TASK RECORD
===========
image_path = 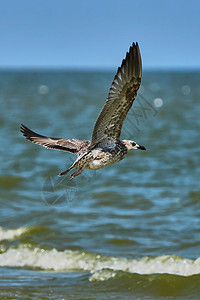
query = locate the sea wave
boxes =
[89,271,200,298]
[0,244,200,281]
[0,225,52,242]
[0,226,28,241]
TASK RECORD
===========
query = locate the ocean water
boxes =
[0,69,200,299]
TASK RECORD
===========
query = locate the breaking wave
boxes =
[0,244,200,281]
[1,226,200,285]
[0,226,28,241]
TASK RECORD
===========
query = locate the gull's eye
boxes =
[132,142,136,146]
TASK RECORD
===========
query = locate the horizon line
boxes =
[0,66,200,72]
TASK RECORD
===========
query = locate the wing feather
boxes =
[90,42,142,146]
[20,124,90,153]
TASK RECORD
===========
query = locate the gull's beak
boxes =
[136,144,146,150]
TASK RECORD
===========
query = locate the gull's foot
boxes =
[70,163,88,181]
[70,169,83,181]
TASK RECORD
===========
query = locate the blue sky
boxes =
[0,0,199,69]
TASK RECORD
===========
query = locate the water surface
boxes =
[0,69,200,299]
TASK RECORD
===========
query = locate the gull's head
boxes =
[122,140,146,151]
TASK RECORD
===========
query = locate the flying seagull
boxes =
[21,42,146,180]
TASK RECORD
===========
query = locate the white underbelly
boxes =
[85,148,124,170]
[87,152,122,169]
[87,159,106,169]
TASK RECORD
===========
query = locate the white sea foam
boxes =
[90,269,117,282]
[0,227,28,241]
[0,245,200,281]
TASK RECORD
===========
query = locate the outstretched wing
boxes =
[90,42,142,146]
[20,124,90,153]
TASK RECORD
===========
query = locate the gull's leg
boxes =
[70,163,88,181]
[58,161,76,177]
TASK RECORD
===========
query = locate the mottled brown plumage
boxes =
[20,125,90,154]
[21,42,146,180]
[91,42,141,146]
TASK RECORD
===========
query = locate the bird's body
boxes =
[21,42,146,180]
[88,142,127,169]
[76,141,128,170]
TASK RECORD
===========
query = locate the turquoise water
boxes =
[0,70,200,299]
